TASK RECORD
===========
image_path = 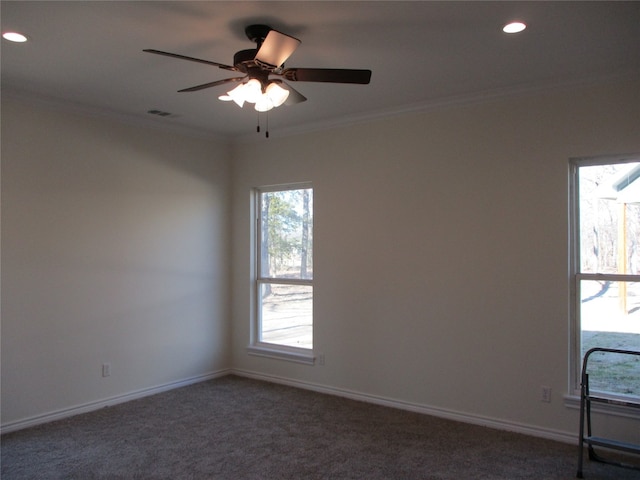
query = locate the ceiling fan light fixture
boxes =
[265,82,289,107]
[227,83,247,107]
[255,95,274,112]
[147,23,370,124]
[242,79,263,104]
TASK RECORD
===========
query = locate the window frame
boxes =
[247,182,315,365]
[569,154,640,402]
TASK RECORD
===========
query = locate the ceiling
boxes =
[2,1,639,140]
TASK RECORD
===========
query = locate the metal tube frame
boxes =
[577,347,640,478]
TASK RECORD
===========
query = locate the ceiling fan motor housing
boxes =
[245,24,272,46]
[233,49,269,85]
[233,49,258,68]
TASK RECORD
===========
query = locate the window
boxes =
[250,184,313,363]
[570,156,640,401]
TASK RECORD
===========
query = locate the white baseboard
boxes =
[231,368,577,445]
[0,369,231,434]
[2,367,578,445]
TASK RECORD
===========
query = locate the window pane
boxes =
[580,280,640,398]
[578,162,640,274]
[260,188,313,280]
[260,283,312,348]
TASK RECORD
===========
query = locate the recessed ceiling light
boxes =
[2,31,28,43]
[503,22,526,34]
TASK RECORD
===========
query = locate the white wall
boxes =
[230,75,640,442]
[1,97,231,428]
[2,75,638,443]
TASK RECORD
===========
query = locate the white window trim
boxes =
[247,343,316,365]
[563,394,640,419]
[248,182,314,364]
[568,154,640,405]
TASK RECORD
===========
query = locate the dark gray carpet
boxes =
[2,375,639,479]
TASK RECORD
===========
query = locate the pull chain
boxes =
[255,112,270,139]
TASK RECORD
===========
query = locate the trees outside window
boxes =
[255,185,313,351]
[570,157,640,400]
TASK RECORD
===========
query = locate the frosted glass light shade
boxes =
[227,83,246,107]
[255,95,274,112]
[265,82,289,107]
[243,79,262,104]
[220,78,290,112]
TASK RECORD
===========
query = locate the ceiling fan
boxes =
[144,24,372,113]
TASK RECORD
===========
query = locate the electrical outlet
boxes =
[318,353,325,366]
[541,386,551,403]
[102,363,111,377]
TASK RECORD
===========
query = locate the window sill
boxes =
[247,344,315,365]
[564,395,640,419]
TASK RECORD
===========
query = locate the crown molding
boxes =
[233,69,640,144]
[5,69,638,146]
[1,87,230,144]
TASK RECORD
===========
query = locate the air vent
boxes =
[147,109,174,117]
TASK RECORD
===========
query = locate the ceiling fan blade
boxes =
[178,77,246,93]
[255,30,301,68]
[281,68,372,84]
[272,81,306,105]
[143,49,236,71]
